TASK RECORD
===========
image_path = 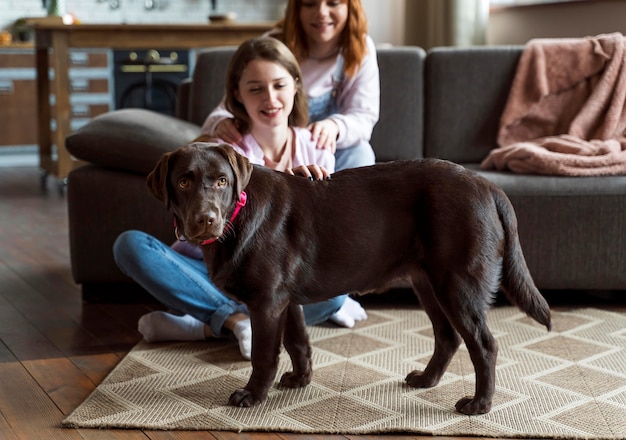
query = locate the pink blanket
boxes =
[480,33,626,176]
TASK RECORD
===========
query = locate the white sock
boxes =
[138,311,206,343]
[330,297,368,328]
[232,318,252,360]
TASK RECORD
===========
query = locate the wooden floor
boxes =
[0,165,621,440]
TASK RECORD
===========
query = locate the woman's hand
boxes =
[214,118,243,146]
[287,164,331,180]
[307,119,339,152]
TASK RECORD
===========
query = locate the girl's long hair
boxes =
[276,0,368,78]
[224,37,309,134]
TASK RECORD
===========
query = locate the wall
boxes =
[403,0,490,51]
[2,0,405,46]
[362,0,405,46]
[6,1,626,55]
[488,0,626,45]
[1,0,285,30]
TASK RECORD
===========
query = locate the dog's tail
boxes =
[493,187,552,331]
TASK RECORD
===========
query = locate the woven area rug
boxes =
[63,306,626,438]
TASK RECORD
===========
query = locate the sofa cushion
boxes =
[66,108,202,175]
[465,164,626,196]
[462,163,626,290]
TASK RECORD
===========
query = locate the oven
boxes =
[113,49,189,116]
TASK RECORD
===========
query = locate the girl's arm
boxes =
[332,36,380,150]
[201,97,242,146]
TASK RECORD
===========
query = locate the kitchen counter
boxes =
[34,23,273,180]
[0,42,35,49]
[34,23,274,50]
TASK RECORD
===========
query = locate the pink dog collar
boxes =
[201,191,247,245]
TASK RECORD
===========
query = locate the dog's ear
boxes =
[147,151,174,208]
[215,144,253,195]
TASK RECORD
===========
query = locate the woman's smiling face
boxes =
[235,58,297,130]
[299,0,348,52]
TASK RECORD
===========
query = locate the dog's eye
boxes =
[178,178,191,189]
[217,177,227,187]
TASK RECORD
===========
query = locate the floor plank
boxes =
[145,432,219,439]
[0,411,19,440]
[77,429,152,439]
[214,433,298,440]
[23,357,98,416]
[0,354,82,439]
[70,353,126,384]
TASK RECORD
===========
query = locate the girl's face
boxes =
[299,0,348,51]
[235,59,297,130]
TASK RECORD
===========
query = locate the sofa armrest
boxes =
[66,108,202,175]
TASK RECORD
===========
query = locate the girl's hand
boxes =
[214,118,243,146]
[287,164,331,180]
[307,119,339,152]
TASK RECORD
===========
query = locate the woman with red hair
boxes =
[203,0,380,171]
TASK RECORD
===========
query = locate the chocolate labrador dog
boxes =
[147,142,551,415]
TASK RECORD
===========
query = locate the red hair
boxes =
[275,0,368,78]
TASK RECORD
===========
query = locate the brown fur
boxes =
[147,142,552,415]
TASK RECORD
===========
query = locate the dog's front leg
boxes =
[279,302,313,388]
[228,307,286,407]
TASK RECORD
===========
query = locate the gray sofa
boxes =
[66,44,626,302]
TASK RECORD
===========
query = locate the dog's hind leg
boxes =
[279,302,313,389]
[448,304,497,414]
[406,270,498,415]
[405,273,462,390]
[432,276,498,415]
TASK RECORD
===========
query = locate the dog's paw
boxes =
[279,371,312,388]
[455,396,492,415]
[405,370,439,388]
[228,388,261,407]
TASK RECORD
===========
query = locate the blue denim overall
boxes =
[307,55,375,171]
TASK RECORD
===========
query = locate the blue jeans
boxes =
[335,141,376,171]
[113,230,345,337]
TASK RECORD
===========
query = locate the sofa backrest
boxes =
[187,47,234,127]
[372,46,425,161]
[424,46,523,163]
[185,45,426,162]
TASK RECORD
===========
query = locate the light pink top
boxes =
[231,127,335,173]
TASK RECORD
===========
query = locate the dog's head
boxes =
[147,142,253,244]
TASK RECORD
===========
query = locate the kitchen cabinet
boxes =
[34,23,272,181]
[0,48,37,148]
[0,46,112,152]
[58,48,113,133]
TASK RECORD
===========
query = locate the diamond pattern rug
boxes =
[63,306,626,438]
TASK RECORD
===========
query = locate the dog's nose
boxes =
[196,212,217,226]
